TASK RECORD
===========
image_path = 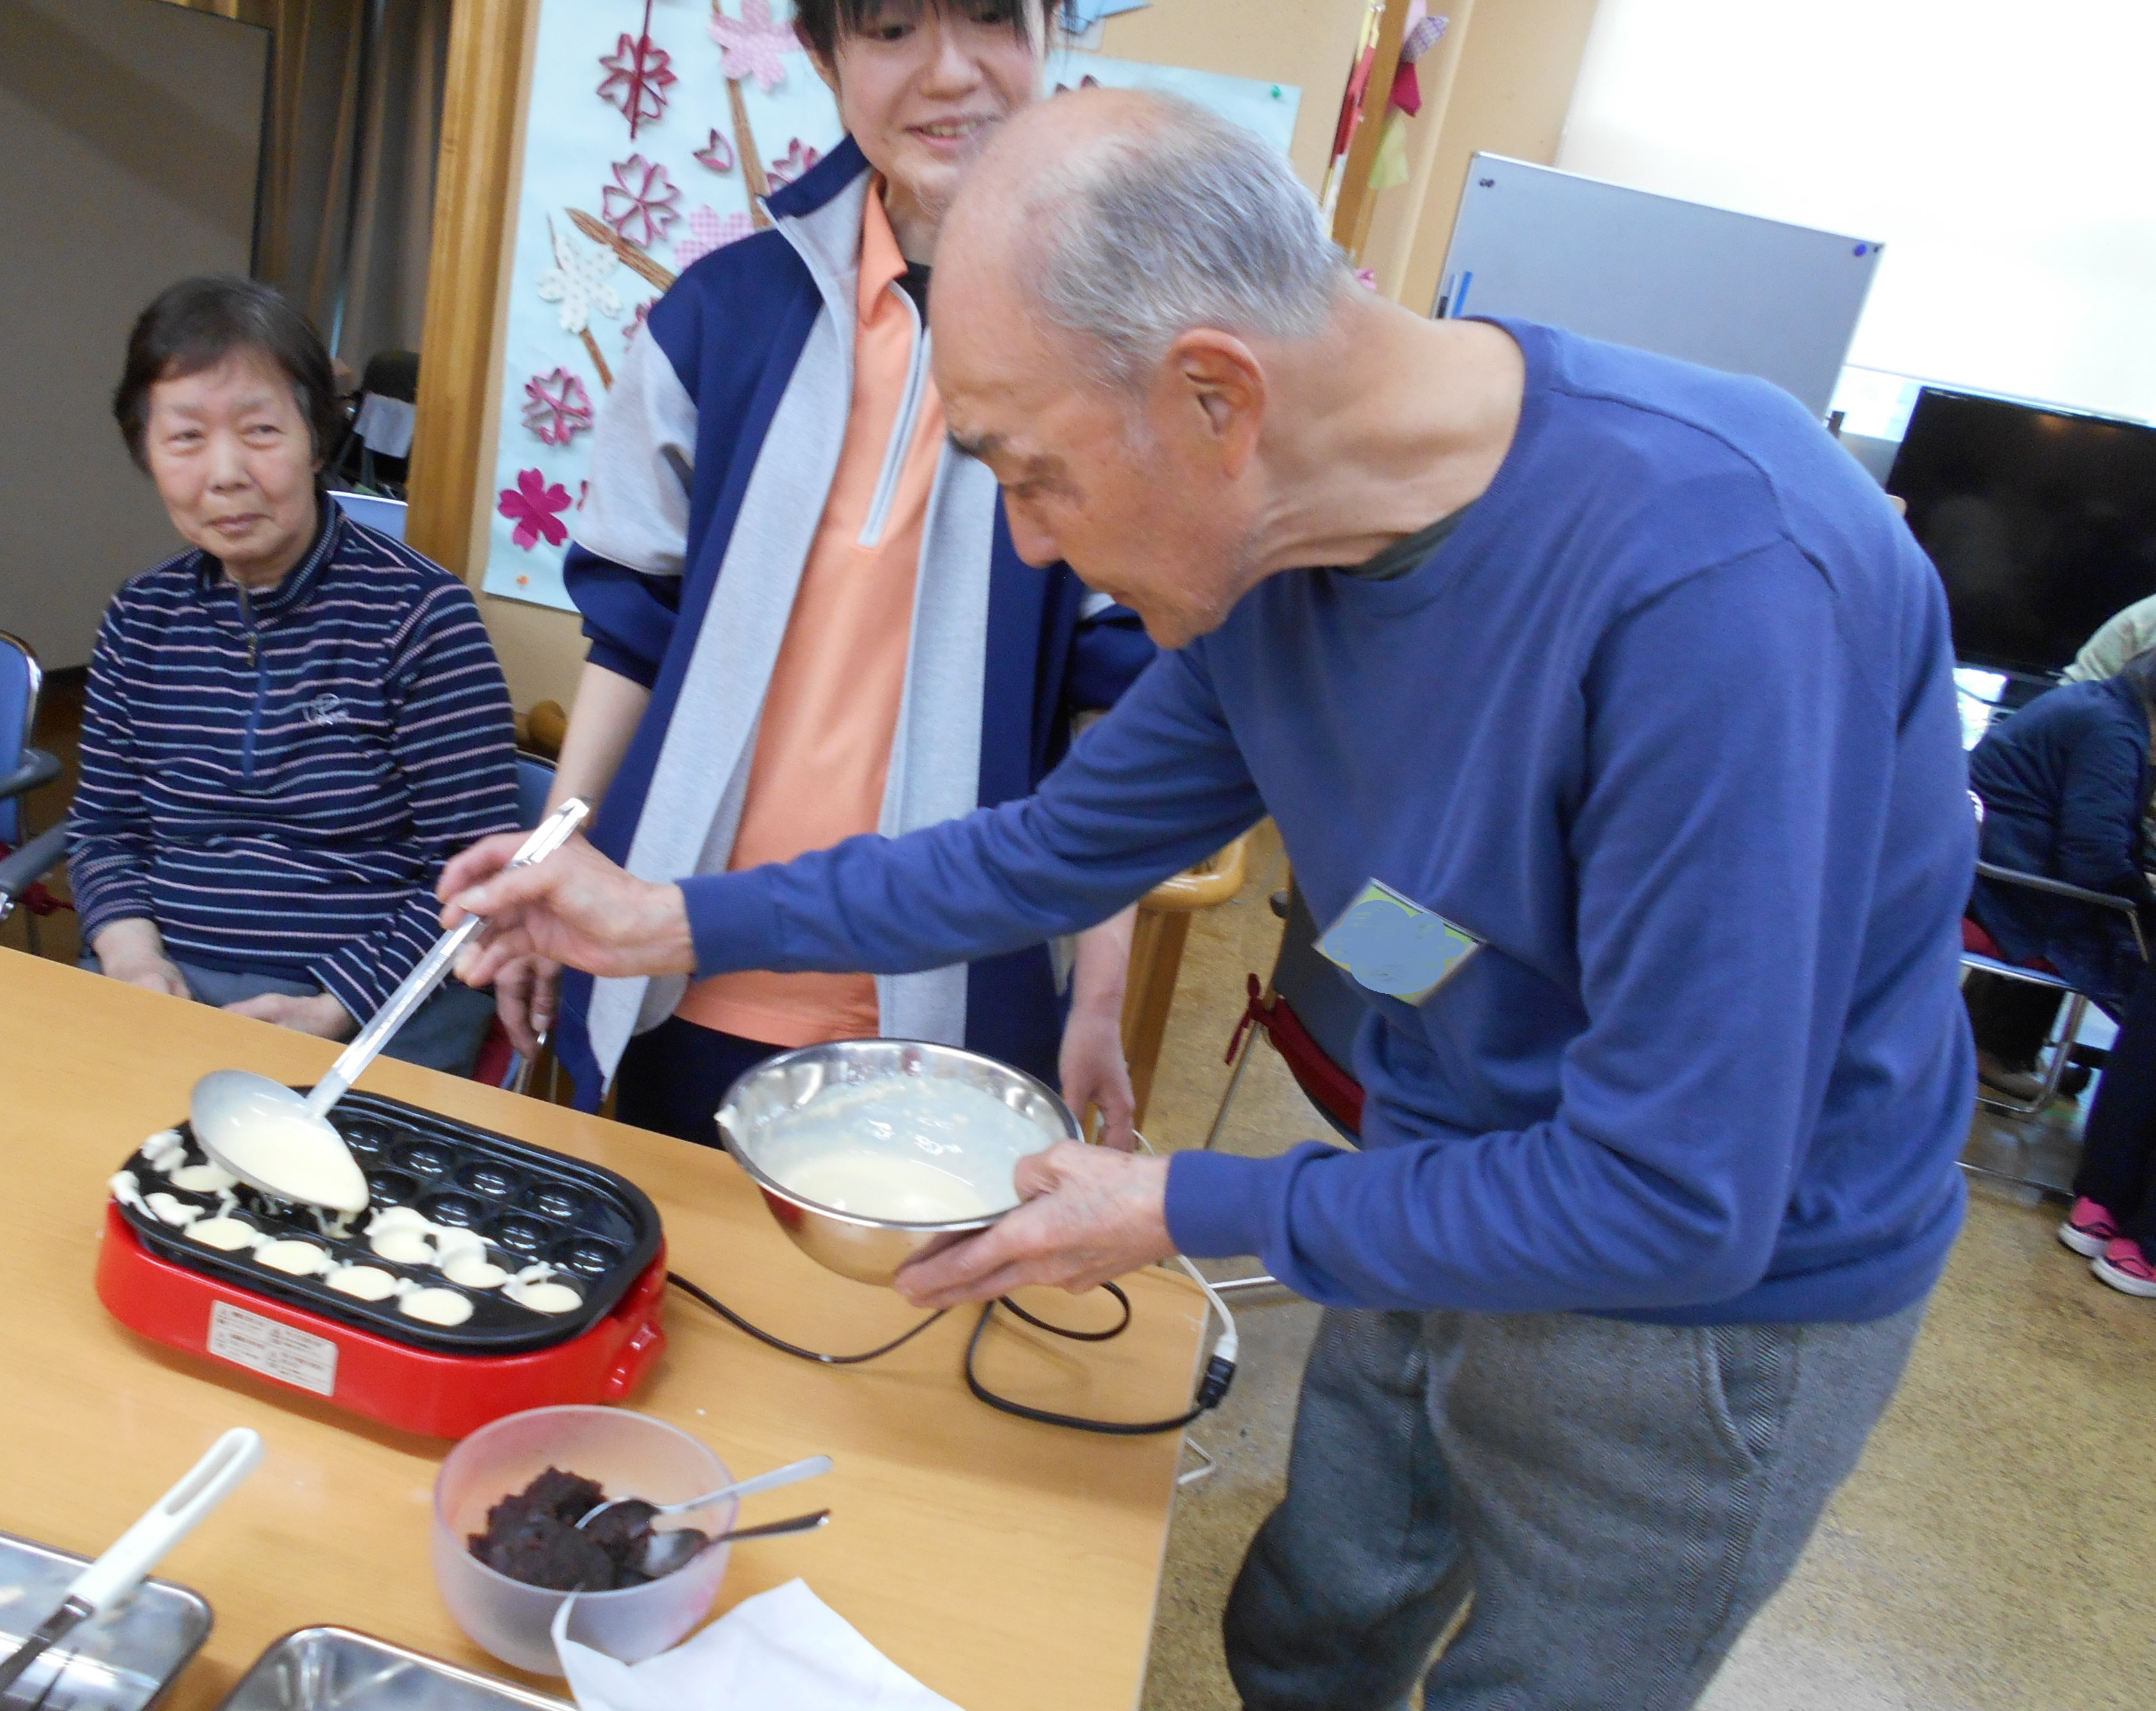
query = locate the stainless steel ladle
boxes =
[188,799,591,1210]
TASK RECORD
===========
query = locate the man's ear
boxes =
[1164,330,1266,479]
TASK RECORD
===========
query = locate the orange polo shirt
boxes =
[675,187,944,1047]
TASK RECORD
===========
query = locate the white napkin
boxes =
[553,1579,965,1711]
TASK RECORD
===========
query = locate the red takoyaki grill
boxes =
[96,1090,667,1438]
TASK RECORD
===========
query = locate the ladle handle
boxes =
[304,799,590,1118]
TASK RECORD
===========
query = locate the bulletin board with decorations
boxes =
[479,0,844,611]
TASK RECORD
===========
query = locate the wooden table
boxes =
[0,951,1207,1710]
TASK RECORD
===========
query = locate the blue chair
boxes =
[328,490,410,541]
[0,632,65,945]
[514,752,555,833]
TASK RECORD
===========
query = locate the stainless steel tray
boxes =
[0,1529,211,1711]
[214,1628,570,1710]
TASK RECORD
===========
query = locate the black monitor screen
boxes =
[1888,388,2156,677]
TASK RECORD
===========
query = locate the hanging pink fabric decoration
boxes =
[694,128,736,173]
[766,139,822,188]
[499,469,573,550]
[598,1,677,139]
[521,369,594,447]
[601,155,684,249]
[709,0,793,92]
[673,205,756,269]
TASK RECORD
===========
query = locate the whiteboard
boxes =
[1433,153,1882,419]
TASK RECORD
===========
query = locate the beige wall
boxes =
[1359,0,1602,312]
[1091,0,1368,195]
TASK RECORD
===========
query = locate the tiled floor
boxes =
[1133,821,2156,1711]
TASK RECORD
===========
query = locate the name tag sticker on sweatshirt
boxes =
[1316,880,1484,1003]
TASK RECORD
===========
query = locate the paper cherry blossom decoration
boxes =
[673,205,756,270]
[694,128,736,173]
[710,0,793,92]
[598,2,676,139]
[601,155,683,250]
[623,300,653,347]
[521,368,594,447]
[499,468,573,551]
[766,139,822,189]
[537,221,623,334]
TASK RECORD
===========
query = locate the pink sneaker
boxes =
[2059,1197,2121,1257]
[2092,1237,2156,1299]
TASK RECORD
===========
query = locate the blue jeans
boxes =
[84,955,497,1078]
[1223,1301,1926,1710]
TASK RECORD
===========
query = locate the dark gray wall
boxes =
[0,0,268,668]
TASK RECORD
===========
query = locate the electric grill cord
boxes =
[663,1126,1239,1436]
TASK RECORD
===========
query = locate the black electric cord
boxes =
[665,1270,947,1364]
[666,1269,1235,1435]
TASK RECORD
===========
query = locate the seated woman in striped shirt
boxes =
[67,275,522,1075]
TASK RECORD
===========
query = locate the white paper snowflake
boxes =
[536,220,623,336]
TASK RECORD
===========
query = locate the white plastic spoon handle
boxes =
[68,1428,265,1612]
[304,799,589,1118]
[678,1453,834,1513]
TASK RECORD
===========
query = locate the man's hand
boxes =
[893,1141,1175,1308]
[494,955,563,1057]
[438,833,695,989]
[1060,1002,1136,1151]
[223,991,356,1040]
[91,918,190,999]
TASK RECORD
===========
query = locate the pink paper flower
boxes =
[498,467,572,550]
[623,300,654,347]
[694,128,736,173]
[597,12,677,139]
[766,138,822,188]
[673,205,756,269]
[709,0,792,92]
[521,368,594,447]
[601,155,683,250]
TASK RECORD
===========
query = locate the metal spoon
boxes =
[576,1453,833,1535]
[188,799,591,1209]
[639,1508,831,1579]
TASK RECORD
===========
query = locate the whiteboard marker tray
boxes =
[215,1628,570,1710]
[0,1528,211,1711]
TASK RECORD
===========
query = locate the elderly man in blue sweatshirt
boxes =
[446,89,1975,1711]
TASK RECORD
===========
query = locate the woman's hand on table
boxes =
[1060,1003,1136,1151]
[440,833,694,987]
[492,954,562,1057]
[223,991,356,1040]
[892,1141,1175,1308]
[91,918,190,999]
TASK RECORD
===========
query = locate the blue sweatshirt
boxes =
[71,508,521,1021]
[682,321,1976,1326]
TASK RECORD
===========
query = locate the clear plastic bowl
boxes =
[431,1405,737,1674]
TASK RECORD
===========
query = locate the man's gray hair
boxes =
[1022,94,1347,390]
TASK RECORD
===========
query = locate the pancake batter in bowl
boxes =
[756,1077,1041,1222]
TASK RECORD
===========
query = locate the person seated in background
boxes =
[2064,591,2156,687]
[68,275,521,1075]
[1963,648,2156,1098]
[2058,958,2156,1296]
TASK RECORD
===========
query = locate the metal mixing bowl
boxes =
[716,1039,1080,1287]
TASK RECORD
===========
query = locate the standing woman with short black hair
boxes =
[71,274,521,1070]
[497,0,1157,1142]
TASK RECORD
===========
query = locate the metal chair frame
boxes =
[0,630,64,948]
[1962,857,2146,1117]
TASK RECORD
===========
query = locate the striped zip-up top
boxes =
[69,508,520,1021]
